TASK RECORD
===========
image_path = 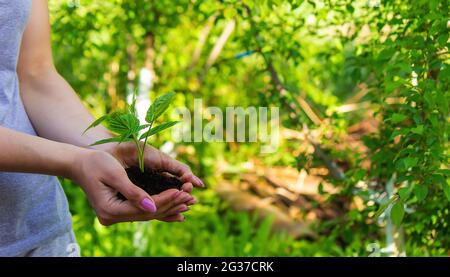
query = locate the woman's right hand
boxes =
[70,149,195,225]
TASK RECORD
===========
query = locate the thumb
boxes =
[113,173,157,213]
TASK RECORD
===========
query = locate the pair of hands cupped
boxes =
[71,142,203,226]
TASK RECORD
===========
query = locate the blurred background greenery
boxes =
[50,0,449,256]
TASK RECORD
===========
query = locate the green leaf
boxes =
[374,196,397,219]
[390,201,404,227]
[139,121,179,140]
[107,113,140,135]
[354,169,366,180]
[118,131,133,143]
[424,91,435,108]
[306,0,316,8]
[403,157,418,169]
[411,125,424,135]
[443,181,450,202]
[378,48,395,61]
[105,112,126,133]
[374,202,389,219]
[318,183,325,195]
[413,186,428,202]
[437,34,449,47]
[138,124,151,131]
[129,89,138,116]
[385,79,403,93]
[83,115,108,135]
[224,7,237,19]
[145,92,176,123]
[398,187,413,201]
[89,136,130,146]
[346,4,354,13]
[389,128,409,140]
[390,113,407,124]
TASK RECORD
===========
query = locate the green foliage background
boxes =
[50,0,449,256]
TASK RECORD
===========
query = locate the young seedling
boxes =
[83,91,182,196]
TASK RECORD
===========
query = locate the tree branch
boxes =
[205,20,236,70]
[188,15,217,72]
[244,5,345,181]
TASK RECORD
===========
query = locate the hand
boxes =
[105,142,205,190]
[71,149,196,225]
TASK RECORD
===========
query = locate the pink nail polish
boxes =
[196,177,205,187]
[179,206,189,213]
[141,198,157,213]
[174,190,182,198]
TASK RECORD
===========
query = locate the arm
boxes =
[0,125,194,224]
[0,126,188,224]
[4,0,198,224]
[0,126,78,178]
[17,0,110,150]
[17,0,204,188]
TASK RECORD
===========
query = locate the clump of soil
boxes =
[118,166,183,200]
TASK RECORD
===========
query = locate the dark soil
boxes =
[118,166,183,200]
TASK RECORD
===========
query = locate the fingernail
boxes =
[179,192,190,200]
[141,198,157,213]
[179,206,189,213]
[174,190,183,198]
[189,198,197,205]
[197,177,206,187]
[185,195,194,203]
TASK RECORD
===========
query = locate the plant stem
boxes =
[141,121,153,169]
[137,145,144,172]
[132,134,145,173]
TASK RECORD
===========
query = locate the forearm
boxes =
[0,126,83,178]
[19,68,112,150]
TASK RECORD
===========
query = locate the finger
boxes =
[164,204,189,216]
[180,172,205,188]
[156,151,190,176]
[155,151,205,188]
[166,190,192,205]
[181,182,193,193]
[100,187,181,224]
[185,196,197,206]
[109,199,145,217]
[152,188,179,202]
[99,197,150,225]
[177,193,195,205]
[174,191,193,206]
[117,203,188,223]
[154,191,191,214]
[106,170,157,213]
[105,197,182,224]
[150,189,180,213]
[160,214,185,222]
